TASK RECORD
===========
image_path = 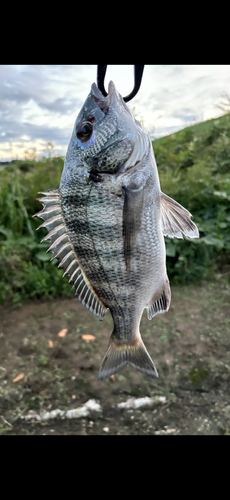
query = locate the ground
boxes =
[0,279,230,435]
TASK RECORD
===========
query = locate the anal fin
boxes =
[147,278,171,320]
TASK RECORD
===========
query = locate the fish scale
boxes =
[34,80,199,380]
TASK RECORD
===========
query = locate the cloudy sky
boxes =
[0,64,229,161]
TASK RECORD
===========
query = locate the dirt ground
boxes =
[0,279,230,435]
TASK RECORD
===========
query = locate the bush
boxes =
[153,113,230,284]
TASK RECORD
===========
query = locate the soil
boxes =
[0,279,230,435]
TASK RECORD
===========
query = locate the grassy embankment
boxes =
[0,113,229,306]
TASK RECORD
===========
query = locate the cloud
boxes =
[173,108,199,123]
[0,120,71,146]
[0,65,85,152]
[1,65,230,159]
[37,96,82,115]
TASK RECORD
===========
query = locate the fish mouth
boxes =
[90,81,118,113]
[91,92,108,113]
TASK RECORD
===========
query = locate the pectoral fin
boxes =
[123,185,144,272]
[160,192,199,239]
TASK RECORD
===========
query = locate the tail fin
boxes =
[98,333,158,380]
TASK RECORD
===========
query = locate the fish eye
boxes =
[76,121,93,142]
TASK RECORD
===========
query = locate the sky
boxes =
[0,64,229,161]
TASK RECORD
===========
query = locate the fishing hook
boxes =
[97,65,145,103]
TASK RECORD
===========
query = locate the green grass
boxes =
[0,113,229,305]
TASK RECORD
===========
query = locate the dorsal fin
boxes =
[33,189,108,321]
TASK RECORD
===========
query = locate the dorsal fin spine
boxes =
[34,189,107,320]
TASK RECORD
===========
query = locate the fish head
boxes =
[62,81,150,183]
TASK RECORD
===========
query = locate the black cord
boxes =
[97,65,145,102]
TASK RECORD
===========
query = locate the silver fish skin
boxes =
[34,81,199,380]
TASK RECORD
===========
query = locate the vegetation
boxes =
[154,113,230,284]
[0,156,72,306]
[0,113,229,305]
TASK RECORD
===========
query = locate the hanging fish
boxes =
[33,81,199,380]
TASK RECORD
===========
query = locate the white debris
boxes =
[21,399,102,422]
[154,428,176,435]
[84,399,102,412]
[65,399,101,419]
[21,410,43,421]
[103,427,109,432]
[41,409,65,421]
[117,396,166,410]
[65,407,89,419]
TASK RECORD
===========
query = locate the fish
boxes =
[33,80,199,380]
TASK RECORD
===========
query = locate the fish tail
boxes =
[98,332,158,380]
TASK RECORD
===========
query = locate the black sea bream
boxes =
[34,81,199,380]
